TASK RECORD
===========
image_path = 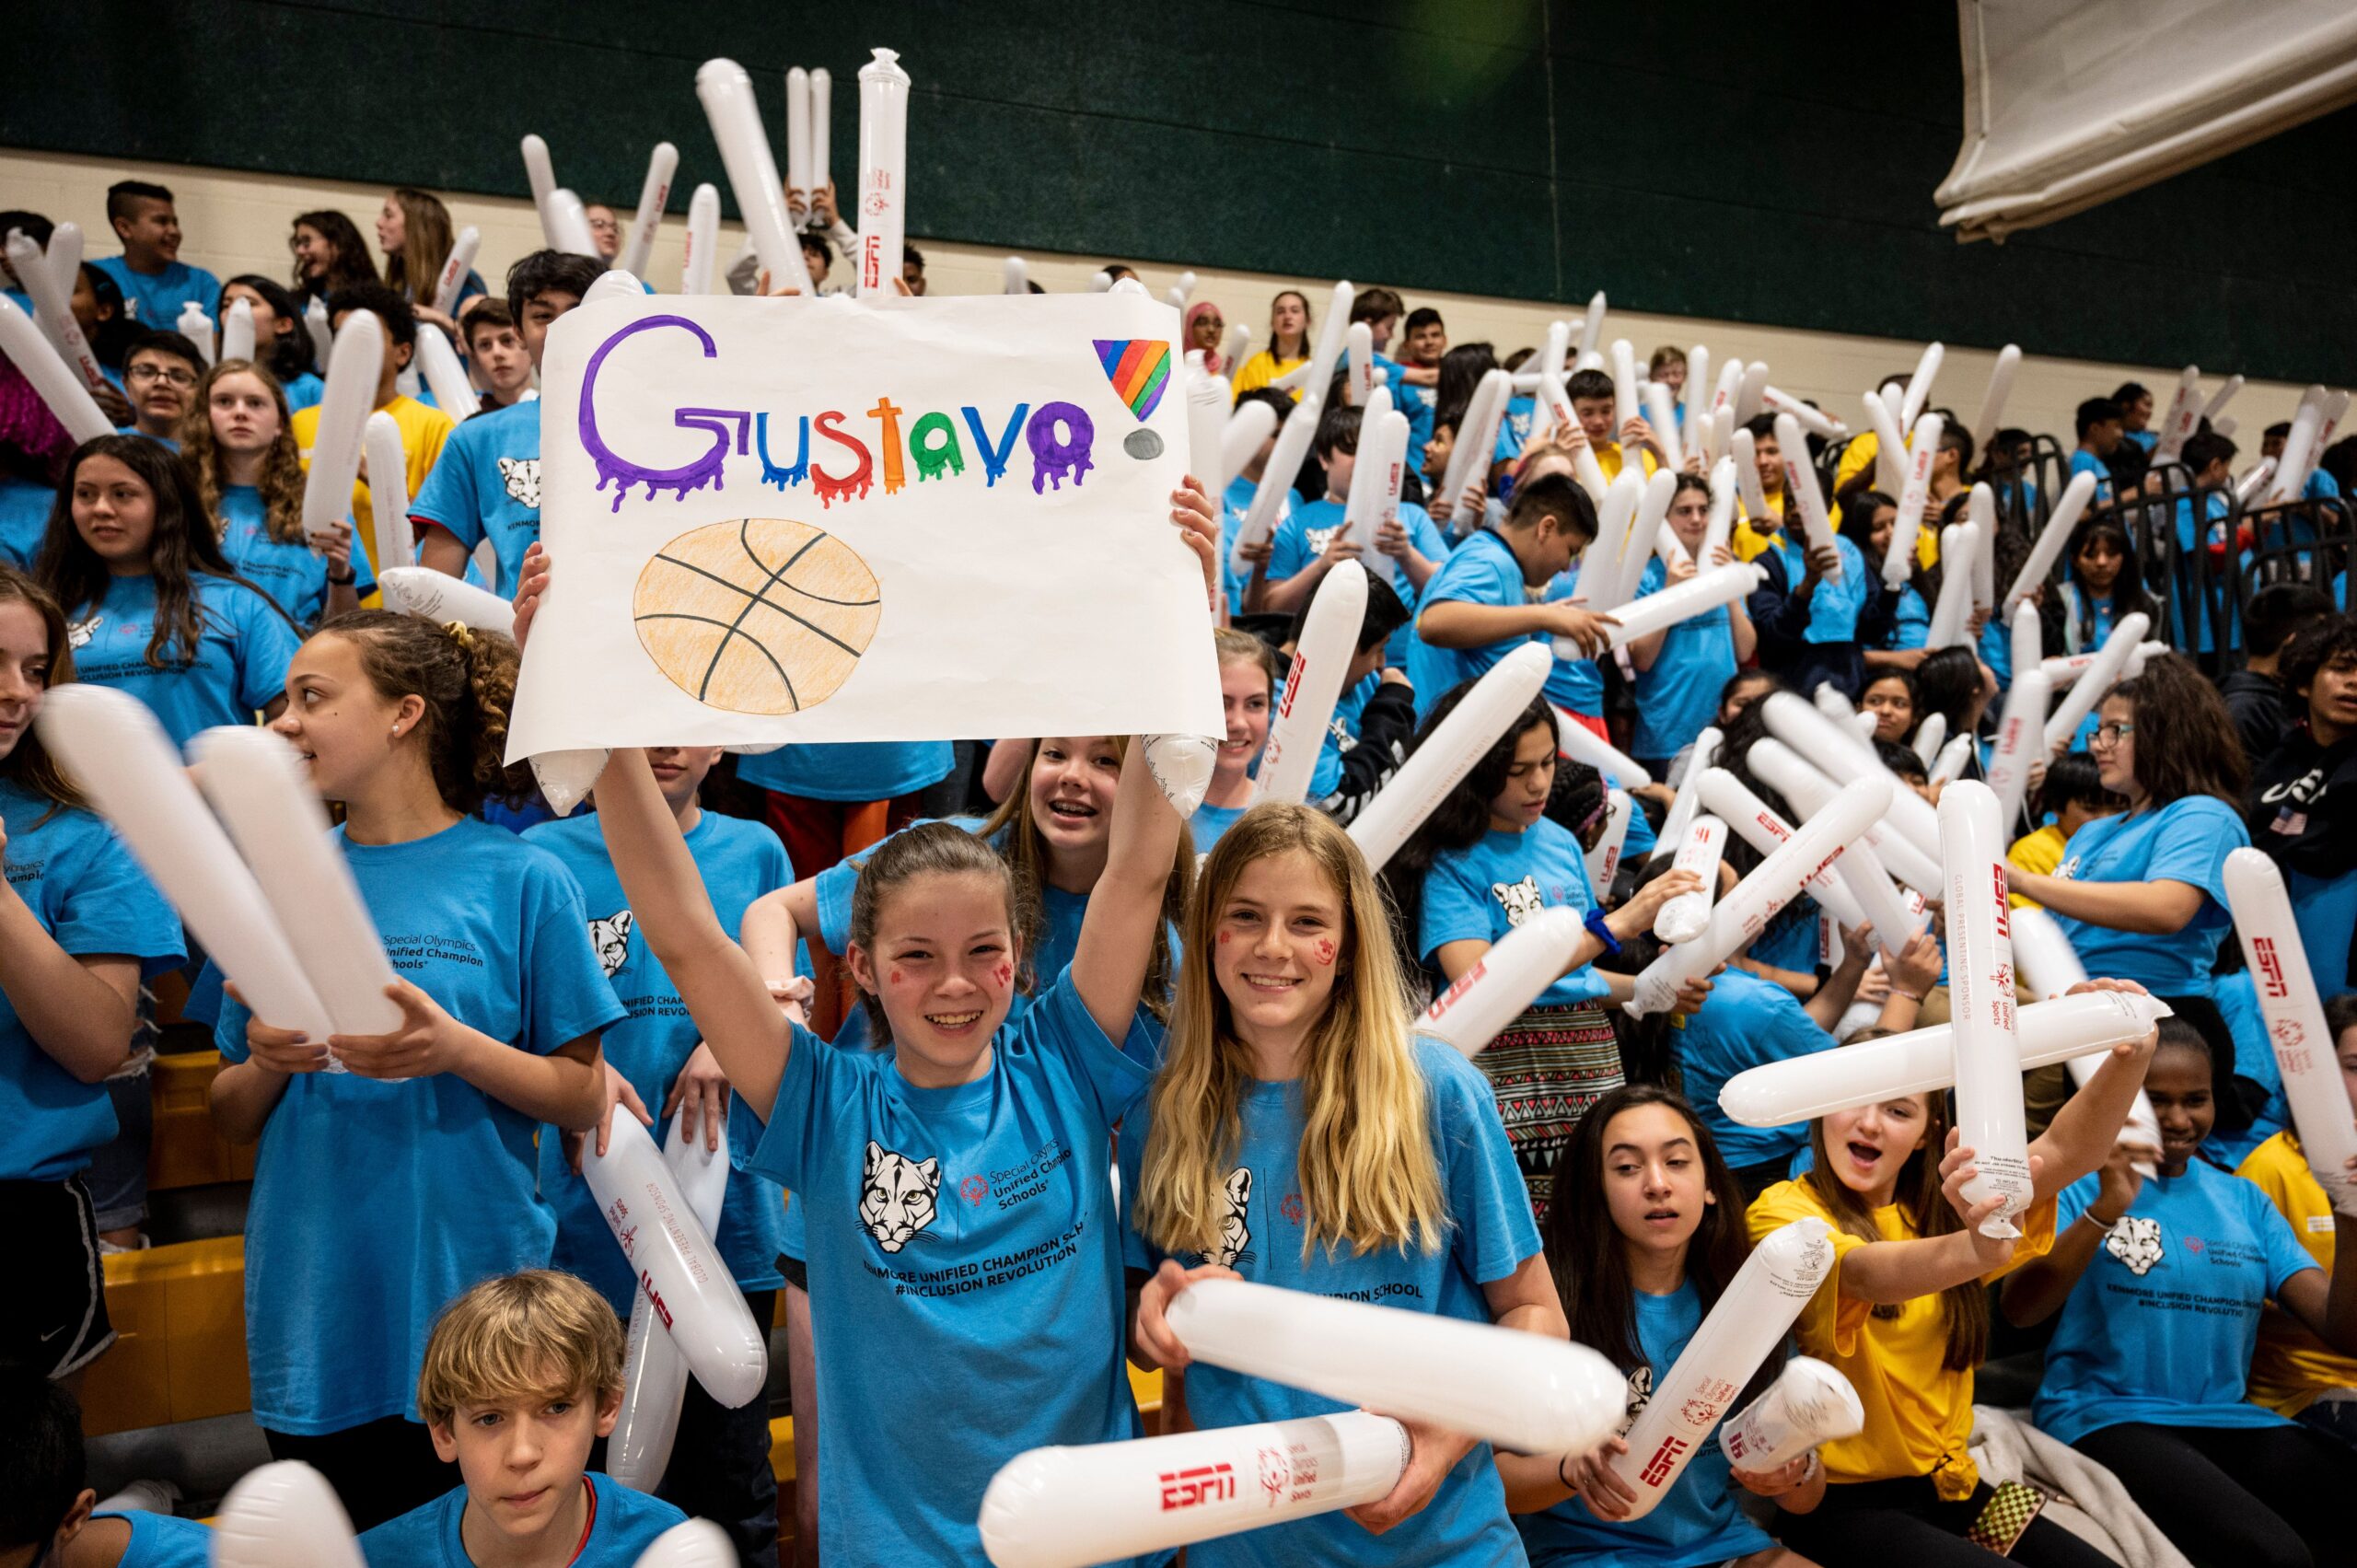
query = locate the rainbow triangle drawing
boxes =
[1093,338,1172,422]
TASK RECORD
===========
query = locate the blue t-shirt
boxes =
[1670,969,1834,1170]
[1308,671,1378,799]
[1410,528,1602,720]
[2287,865,2357,1000]
[2034,1161,2316,1445]
[95,1510,210,1568]
[1517,1281,1775,1568]
[0,781,182,1181]
[1631,556,1736,761]
[1771,533,1869,645]
[1892,585,1929,652]
[1221,471,1291,611]
[90,255,221,328]
[1267,497,1448,668]
[2050,796,2247,997]
[2066,448,2117,506]
[1395,373,1437,475]
[1492,393,1538,470]
[281,370,325,412]
[358,1475,685,1568]
[0,472,54,568]
[2171,492,2236,653]
[749,971,1150,1565]
[408,399,540,598]
[1120,1038,1541,1568]
[1190,799,1247,854]
[526,810,795,1306]
[214,817,626,1433]
[736,739,952,803]
[1421,820,1607,1006]
[216,484,377,628]
[63,572,300,746]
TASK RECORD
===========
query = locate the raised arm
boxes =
[595,747,794,1118]
[1069,738,1183,1041]
[1838,1132,2022,1303]
[2001,870,2204,936]
[2002,1141,2142,1326]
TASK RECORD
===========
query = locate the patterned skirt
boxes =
[1471,1000,1623,1223]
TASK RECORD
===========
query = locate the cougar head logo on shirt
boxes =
[497,456,542,508]
[66,616,99,650]
[586,911,633,978]
[1617,1363,1654,1438]
[861,1140,939,1253]
[1492,876,1547,926]
[2103,1214,2165,1276]
[1303,525,1342,559]
[1207,1167,1253,1268]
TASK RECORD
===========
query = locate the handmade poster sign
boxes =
[508,293,1222,757]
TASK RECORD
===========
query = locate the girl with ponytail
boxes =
[206,610,626,1529]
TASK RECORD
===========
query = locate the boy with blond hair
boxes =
[359,1272,687,1568]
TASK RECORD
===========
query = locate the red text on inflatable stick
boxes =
[1158,1463,1237,1512]
[809,411,874,508]
[1640,1434,1689,1487]
[639,1272,675,1330]
[868,397,907,494]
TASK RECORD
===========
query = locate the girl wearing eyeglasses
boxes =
[2004,653,2254,1125]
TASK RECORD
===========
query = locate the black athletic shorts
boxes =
[0,1176,115,1377]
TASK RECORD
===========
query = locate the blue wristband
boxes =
[1585,907,1621,956]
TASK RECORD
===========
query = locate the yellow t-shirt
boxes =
[1748,1178,2057,1498]
[1595,441,1660,484]
[1829,428,1939,568]
[292,394,454,575]
[2236,1131,2357,1415]
[1228,349,1309,401]
[1731,517,1787,563]
[2006,824,2065,908]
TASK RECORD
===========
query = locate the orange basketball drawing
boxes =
[633,517,883,714]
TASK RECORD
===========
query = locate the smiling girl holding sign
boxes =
[206,611,621,1528]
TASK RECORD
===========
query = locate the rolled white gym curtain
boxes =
[1938,0,2357,241]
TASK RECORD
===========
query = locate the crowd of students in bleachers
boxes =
[3,171,2357,1568]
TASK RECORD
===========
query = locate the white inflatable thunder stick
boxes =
[1734,361,1771,424]
[1968,484,1998,612]
[1587,788,1633,889]
[1628,775,1890,1018]
[0,296,110,441]
[680,184,721,295]
[1968,343,2022,457]
[1299,279,1354,404]
[1575,290,1607,365]
[2148,365,2201,465]
[1695,767,1867,930]
[1759,692,1942,863]
[1924,522,1980,650]
[1643,381,1684,469]
[785,66,812,208]
[1439,367,1514,529]
[1898,342,1944,429]
[546,185,600,259]
[1568,469,1642,614]
[212,1460,367,1568]
[1220,321,1250,375]
[177,300,215,365]
[1859,387,1910,499]
[1538,371,1610,501]
[39,219,82,301]
[695,59,816,298]
[2268,386,2328,505]
[1717,989,2174,1126]
[189,726,403,1037]
[1700,457,1738,563]
[1608,1219,1837,1517]
[1760,387,1844,440]
[298,310,384,543]
[630,1521,737,1568]
[1542,318,1573,383]
[581,1113,767,1406]
[519,133,563,242]
[1421,906,1588,1058]
[429,225,481,317]
[1910,713,1948,771]
[1591,564,1763,654]
[1345,320,1374,406]
[1985,668,2050,832]
[978,1411,1409,1568]
[2006,905,2161,1172]
[362,412,415,572]
[1747,740,1926,947]
[1608,468,1681,611]
[1814,680,1857,723]
[1339,384,1398,573]
[35,687,333,1041]
[2198,372,2245,431]
[1883,411,1945,588]
[1217,397,1279,497]
[1683,344,1713,452]
[617,144,679,277]
[413,325,475,425]
[1656,725,1722,853]
[1165,1276,1626,1457]
[220,297,256,364]
[1930,734,1974,786]
[610,1111,733,1491]
[1348,643,1550,874]
[378,565,518,633]
[1655,813,1726,945]
[1365,407,1411,550]
[808,66,833,203]
[1136,733,1216,820]
[1720,1357,1864,1471]
[2009,599,2043,695]
[1608,339,1642,445]
[4,232,110,399]
[1938,782,2035,1236]
[1772,413,1841,576]
[303,296,333,373]
[2234,458,2278,507]
[998,255,1031,296]
[1731,427,1771,524]
[1228,389,1324,575]
[1259,560,1367,806]
[1555,713,1653,790]
[2043,611,2151,749]
[1709,355,1745,421]
[2225,850,2357,1214]
[1183,354,1225,497]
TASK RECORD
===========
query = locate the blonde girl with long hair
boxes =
[1125,802,1700,1565]
[180,358,369,626]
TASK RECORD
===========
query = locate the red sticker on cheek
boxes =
[1313,939,1337,966]
[1216,930,1232,945]
[993,961,1014,989]
[888,970,903,985]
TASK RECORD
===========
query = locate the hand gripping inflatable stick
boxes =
[1257,560,1366,806]
[610,1110,733,1490]
[1941,782,2035,1237]
[1719,1357,1864,1471]
[1420,907,1587,1057]
[1654,813,1726,945]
